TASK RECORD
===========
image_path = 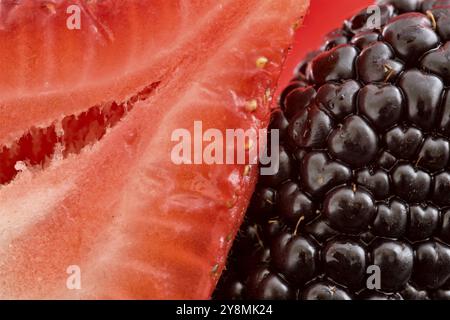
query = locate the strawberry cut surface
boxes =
[0,0,309,299]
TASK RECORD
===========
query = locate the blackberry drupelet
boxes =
[215,0,450,300]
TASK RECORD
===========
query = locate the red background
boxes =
[278,0,374,92]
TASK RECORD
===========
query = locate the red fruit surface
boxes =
[0,0,309,299]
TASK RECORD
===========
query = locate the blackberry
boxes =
[215,0,450,300]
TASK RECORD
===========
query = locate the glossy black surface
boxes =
[271,232,318,284]
[372,240,414,291]
[385,126,423,159]
[421,42,450,84]
[351,31,381,50]
[373,200,408,237]
[357,42,404,83]
[429,7,450,41]
[315,80,360,120]
[399,70,444,130]
[216,3,450,300]
[413,242,450,289]
[328,115,378,167]
[356,169,390,199]
[406,205,439,241]
[392,164,431,202]
[277,182,316,224]
[287,105,333,148]
[284,86,317,119]
[310,45,358,84]
[382,13,439,62]
[421,0,450,12]
[302,282,351,300]
[324,186,376,233]
[358,83,403,130]
[300,152,351,197]
[324,240,367,288]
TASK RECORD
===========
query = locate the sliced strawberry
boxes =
[0,0,309,299]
